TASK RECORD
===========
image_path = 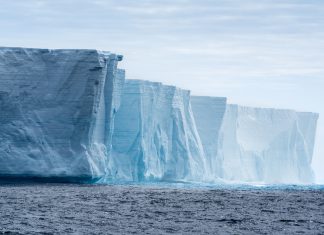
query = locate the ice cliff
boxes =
[0,47,319,184]
[191,96,227,180]
[0,47,124,181]
[191,98,319,184]
[108,80,206,182]
[217,105,318,184]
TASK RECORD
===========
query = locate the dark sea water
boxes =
[0,183,323,234]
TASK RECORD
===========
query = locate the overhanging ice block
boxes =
[0,47,124,181]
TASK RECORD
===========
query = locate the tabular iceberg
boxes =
[191,97,319,184]
[0,47,124,181]
[108,80,206,182]
[0,46,319,184]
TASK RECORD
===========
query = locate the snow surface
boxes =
[0,47,124,181]
[109,80,206,182]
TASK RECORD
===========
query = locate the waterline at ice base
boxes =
[0,47,319,185]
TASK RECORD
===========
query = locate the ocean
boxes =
[0,183,323,234]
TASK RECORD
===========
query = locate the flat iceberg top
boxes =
[0,47,123,61]
[0,46,109,54]
[192,96,227,102]
[126,79,191,96]
[228,103,319,117]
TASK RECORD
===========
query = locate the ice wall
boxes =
[109,80,206,182]
[0,47,124,181]
[217,105,318,184]
[191,96,227,180]
[191,97,318,184]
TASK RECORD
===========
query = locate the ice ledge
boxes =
[0,46,123,62]
[228,103,319,117]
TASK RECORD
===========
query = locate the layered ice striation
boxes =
[0,47,124,181]
[108,80,206,182]
[191,97,319,184]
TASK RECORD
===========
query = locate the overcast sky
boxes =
[1,0,323,183]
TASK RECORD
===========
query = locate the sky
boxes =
[1,0,323,183]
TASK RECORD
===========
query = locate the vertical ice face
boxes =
[191,96,227,180]
[109,80,206,182]
[217,105,319,184]
[0,46,319,185]
[0,47,124,181]
[190,97,319,184]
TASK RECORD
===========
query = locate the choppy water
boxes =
[0,183,323,234]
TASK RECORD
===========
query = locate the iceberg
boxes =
[191,97,319,184]
[108,80,206,182]
[0,47,319,184]
[0,47,124,182]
